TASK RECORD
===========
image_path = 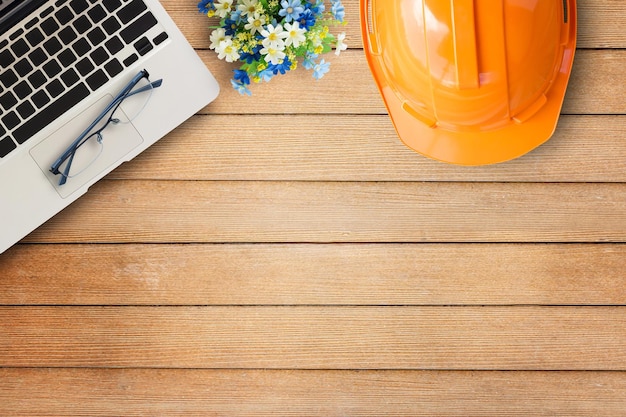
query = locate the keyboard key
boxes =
[58,49,77,66]
[103,0,123,13]
[76,57,94,76]
[9,29,24,41]
[42,60,62,78]
[0,137,17,158]
[46,79,65,98]
[134,36,153,56]
[17,101,36,120]
[14,81,33,100]
[86,69,108,91]
[28,47,48,67]
[104,58,123,78]
[90,46,109,66]
[0,50,16,68]
[28,70,47,89]
[25,17,40,30]
[40,6,54,18]
[41,17,60,35]
[0,92,18,111]
[72,38,91,56]
[70,0,89,14]
[73,15,92,34]
[0,69,18,89]
[120,12,157,44]
[25,28,45,47]
[87,27,106,46]
[122,53,138,67]
[105,36,124,55]
[61,68,80,87]
[43,37,63,55]
[14,83,90,144]
[153,31,168,45]
[102,16,121,35]
[11,39,30,58]
[118,0,147,24]
[88,4,107,23]
[32,90,51,109]
[55,7,74,25]
[58,26,78,44]
[14,58,33,77]
[2,112,20,130]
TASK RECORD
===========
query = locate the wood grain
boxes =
[2,306,626,369]
[1,244,625,306]
[109,115,626,182]
[23,181,626,243]
[1,369,626,416]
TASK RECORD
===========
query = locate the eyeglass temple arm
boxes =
[50,78,162,172]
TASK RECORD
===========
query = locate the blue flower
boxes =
[312,59,330,80]
[233,69,251,85]
[258,69,275,82]
[269,57,292,75]
[297,9,316,30]
[197,0,214,14]
[331,0,345,22]
[279,0,304,23]
[305,0,325,15]
[231,79,252,95]
[302,52,318,70]
[224,17,239,36]
[239,45,262,64]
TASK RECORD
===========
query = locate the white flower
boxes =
[261,23,288,49]
[237,0,261,17]
[215,0,233,18]
[244,12,267,35]
[216,38,240,62]
[335,32,347,56]
[260,44,286,65]
[209,28,227,50]
[283,21,306,48]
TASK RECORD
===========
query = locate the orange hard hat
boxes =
[360,0,577,165]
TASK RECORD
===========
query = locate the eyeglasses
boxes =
[49,69,163,186]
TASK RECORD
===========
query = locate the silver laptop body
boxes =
[0,0,219,253]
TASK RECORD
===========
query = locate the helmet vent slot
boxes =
[562,0,568,23]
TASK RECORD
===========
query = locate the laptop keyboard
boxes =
[0,0,169,159]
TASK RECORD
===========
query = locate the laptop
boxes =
[0,0,220,254]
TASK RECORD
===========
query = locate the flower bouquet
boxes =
[197,0,347,95]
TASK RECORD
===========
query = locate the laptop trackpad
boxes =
[30,94,144,199]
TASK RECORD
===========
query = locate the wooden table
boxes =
[1,1,625,415]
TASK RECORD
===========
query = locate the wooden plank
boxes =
[1,369,626,416]
[1,306,626,369]
[110,115,626,182]
[1,244,625,306]
[197,50,626,115]
[166,0,626,49]
[23,181,626,244]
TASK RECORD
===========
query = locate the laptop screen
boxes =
[0,0,48,35]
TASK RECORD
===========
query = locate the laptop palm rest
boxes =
[30,94,144,199]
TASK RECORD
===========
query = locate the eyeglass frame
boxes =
[49,69,163,186]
